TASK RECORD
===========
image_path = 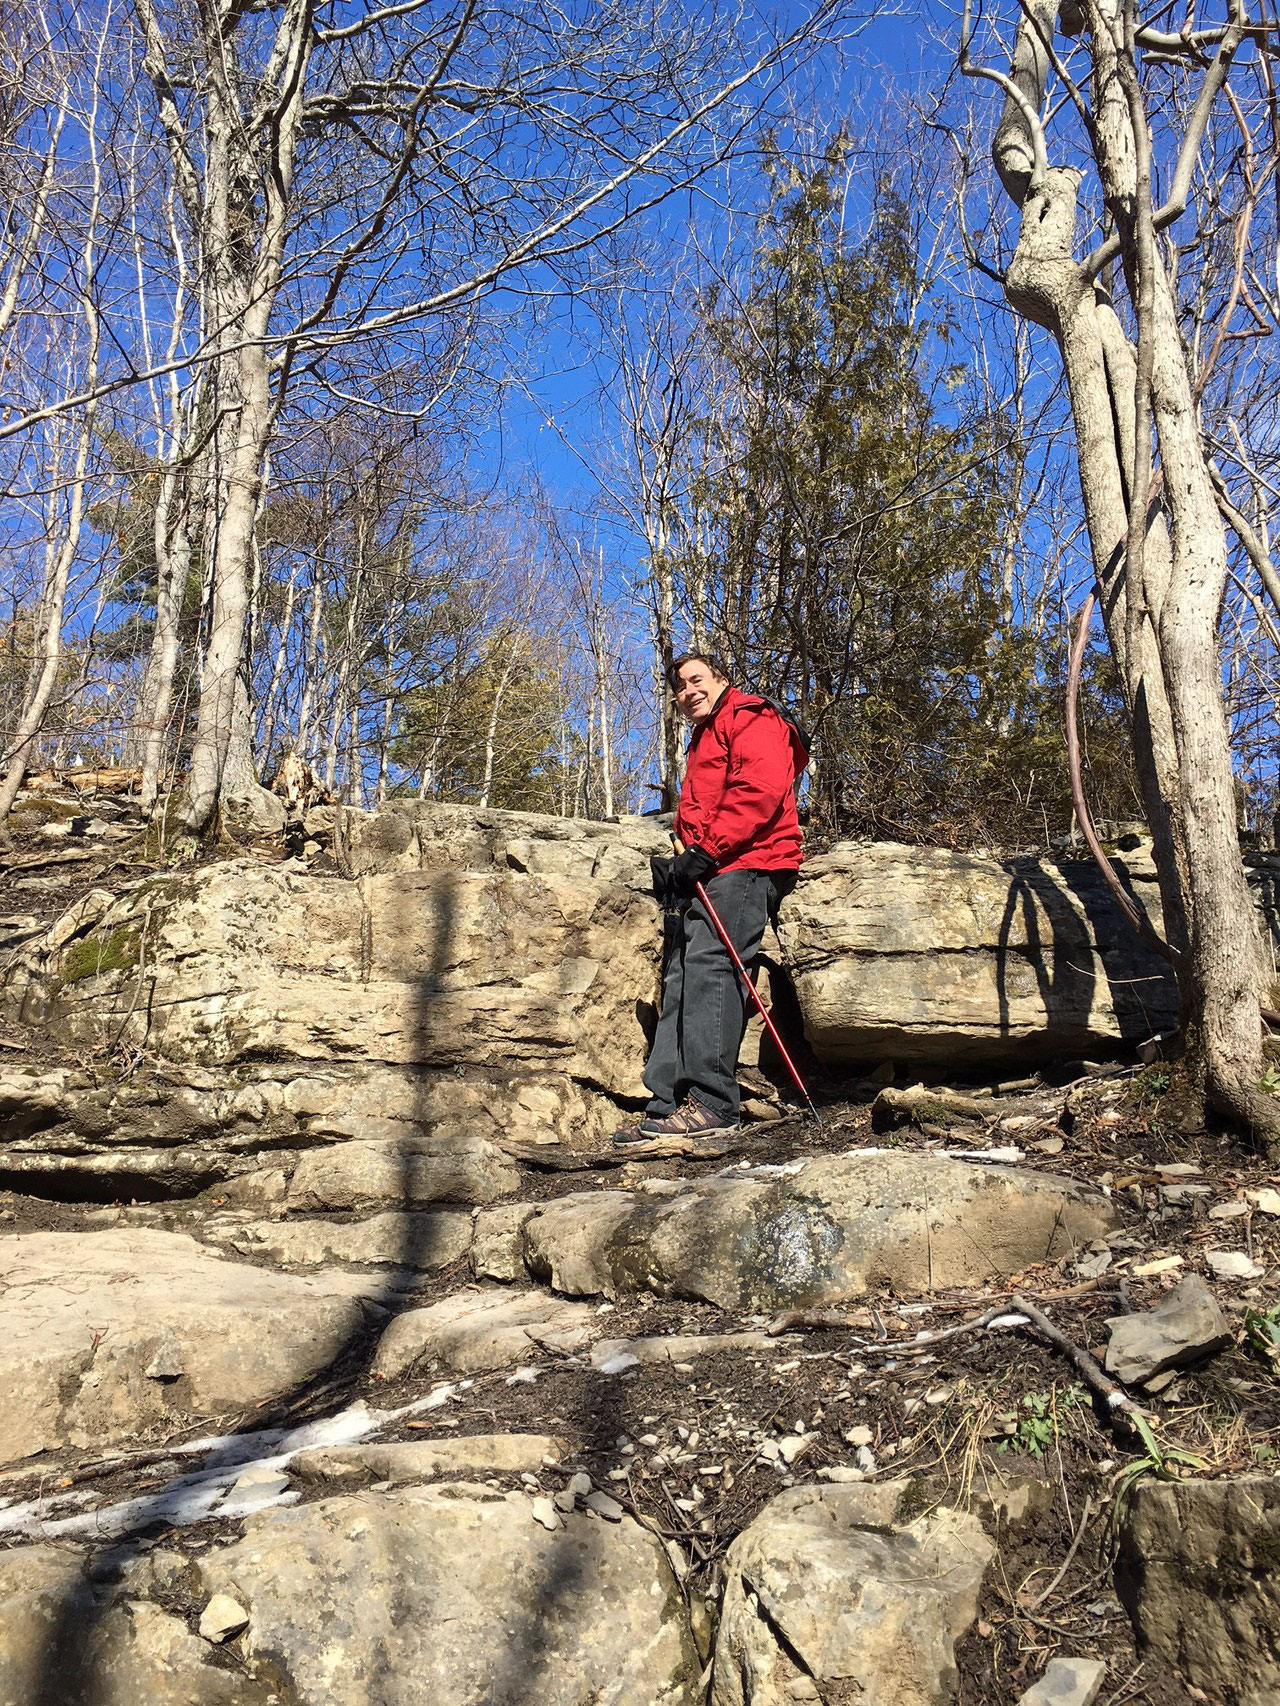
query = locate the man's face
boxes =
[674,660,729,725]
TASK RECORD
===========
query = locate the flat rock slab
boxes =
[286,1136,518,1211]
[0,1228,370,1465]
[1116,1474,1280,1703]
[200,1483,699,1705]
[373,1287,597,1379]
[289,1434,563,1487]
[712,1481,994,1705]
[216,1209,473,1271]
[780,842,1177,1066]
[523,1152,1115,1310]
[25,860,658,1100]
[1105,1275,1233,1387]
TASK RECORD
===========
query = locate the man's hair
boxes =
[667,652,730,692]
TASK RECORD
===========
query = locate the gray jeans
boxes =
[643,868,792,1122]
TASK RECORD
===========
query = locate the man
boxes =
[616,653,806,1145]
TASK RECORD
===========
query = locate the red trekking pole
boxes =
[674,837,821,1126]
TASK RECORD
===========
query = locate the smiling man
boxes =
[616,653,808,1145]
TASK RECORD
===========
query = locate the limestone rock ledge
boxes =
[0,807,1206,1204]
[781,842,1179,1067]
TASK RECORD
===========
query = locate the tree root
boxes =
[1206,1070,1280,1163]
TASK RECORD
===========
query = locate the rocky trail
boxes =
[0,793,1278,1705]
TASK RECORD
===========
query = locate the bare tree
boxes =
[84,0,848,835]
[962,0,1280,1147]
[0,7,109,822]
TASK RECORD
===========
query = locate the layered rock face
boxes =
[4,806,669,1196]
[1,805,1184,1201]
[780,842,1178,1067]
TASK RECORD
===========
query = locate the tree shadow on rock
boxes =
[995,854,1175,1065]
[25,861,464,1705]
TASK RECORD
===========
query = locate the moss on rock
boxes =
[60,925,141,985]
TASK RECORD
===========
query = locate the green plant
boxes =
[1243,1304,1280,1369]
[1112,1409,1209,1511]
[1259,1067,1280,1097]
[999,1384,1087,1459]
[1135,1065,1171,1105]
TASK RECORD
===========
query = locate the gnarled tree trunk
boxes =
[976,0,1277,1148]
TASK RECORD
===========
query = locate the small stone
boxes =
[530,1496,560,1531]
[553,1490,576,1513]
[758,1438,781,1461]
[778,1436,811,1466]
[1132,1255,1183,1276]
[1248,1187,1280,1216]
[143,1338,184,1381]
[843,1425,874,1448]
[784,1679,821,1701]
[855,1446,876,1472]
[1016,1654,1107,1706]
[568,1471,592,1498]
[1206,1250,1265,1281]
[584,1490,623,1522]
[1208,1202,1249,1221]
[199,1592,249,1644]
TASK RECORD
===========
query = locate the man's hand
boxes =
[672,844,716,896]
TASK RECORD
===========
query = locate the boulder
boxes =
[0,1228,370,1464]
[1116,1475,1280,1704]
[522,1152,1115,1310]
[1104,1276,1233,1387]
[712,1481,994,1705]
[13,855,660,1112]
[199,1483,699,1704]
[472,1202,540,1281]
[372,1286,597,1378]
[779,843,1178,1066]
[0,1546,265,1706]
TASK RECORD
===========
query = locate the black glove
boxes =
[650,854,680,913]
[672,845,716,897]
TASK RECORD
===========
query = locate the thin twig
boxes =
[1022,1493,1096,1609]
[767,1302,1024,1350]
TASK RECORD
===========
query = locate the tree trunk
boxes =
[133,472,192,811]
[987,2,1276,1149]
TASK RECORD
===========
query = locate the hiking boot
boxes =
[641,1098,740,1141]
[612,1119,659,1148]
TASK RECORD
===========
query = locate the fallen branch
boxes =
[1009,1292,1146,1446]
[767,1302,1026,1351]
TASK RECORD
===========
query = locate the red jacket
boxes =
[675,686,805,873]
